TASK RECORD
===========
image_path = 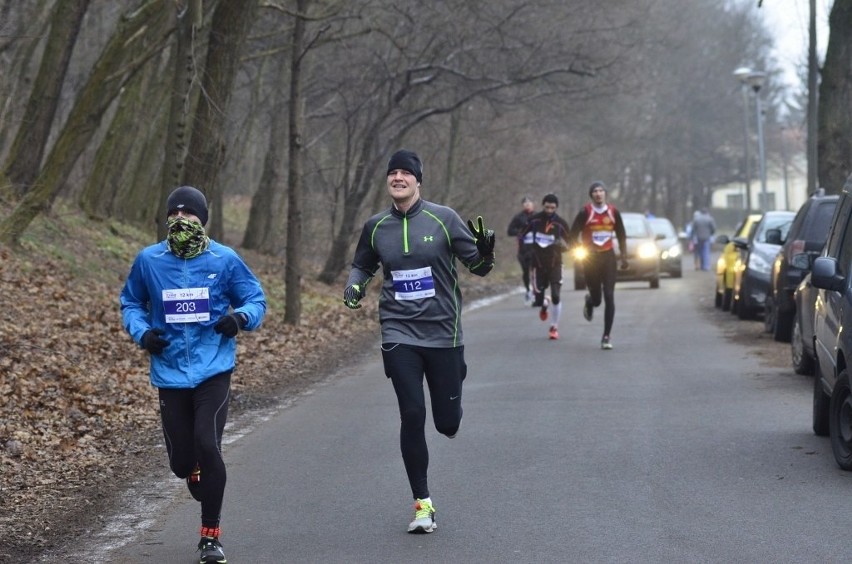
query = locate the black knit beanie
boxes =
[167,186,209,226]
[387,150,423,183]
[589,181,607,197]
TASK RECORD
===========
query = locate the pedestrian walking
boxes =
[690,208,716,271]
[569,181,627,350]
[120,186,267,564]
[342,149,495,534]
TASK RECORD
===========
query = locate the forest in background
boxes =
[0,0,819,323]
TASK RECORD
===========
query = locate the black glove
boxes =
[214,313,247,338]
[467,216,495,257]
[619,255,629,270]
[343,284,365,310]
[141,328,170,355]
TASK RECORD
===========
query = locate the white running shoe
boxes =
[407,498,437,533]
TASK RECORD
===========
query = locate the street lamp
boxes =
[733,67,753,211]
[746,70,768,211]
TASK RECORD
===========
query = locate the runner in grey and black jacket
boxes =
[343,149,494,535]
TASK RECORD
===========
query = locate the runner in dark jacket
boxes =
[523,193,572,340]
[507,196,535,302]
[343,149,494,534]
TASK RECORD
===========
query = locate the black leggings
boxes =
[382,344,467,500]
[517,247,533,292]
[531,262,563,306]
[585,250,617,336]
[158,371,231,529]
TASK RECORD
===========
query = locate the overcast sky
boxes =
[761,0,831,90]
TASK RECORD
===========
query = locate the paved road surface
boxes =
[50,267,849,563]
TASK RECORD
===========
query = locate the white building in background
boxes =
[712,152,809,213]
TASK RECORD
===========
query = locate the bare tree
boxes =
[183,0,259,241]
[818,0,852,193]
[1,0,90,197]
[0,0,172,246]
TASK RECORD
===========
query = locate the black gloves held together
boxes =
[141,328,170,355]
[467,215,495,257]
[214,313,247,338]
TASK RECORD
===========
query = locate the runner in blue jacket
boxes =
[343,149,495,535]
[120,186,266,564]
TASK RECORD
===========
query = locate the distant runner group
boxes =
[508,182,628,349]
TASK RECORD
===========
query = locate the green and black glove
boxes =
[467,216,495,257]
[343,283,365,309]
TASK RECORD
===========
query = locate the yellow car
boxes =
[715,213,762,311]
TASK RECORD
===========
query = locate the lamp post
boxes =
[746,70,768,211]
[733,67,753,211]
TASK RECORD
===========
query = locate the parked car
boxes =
[648,217,683,278]
[764,190,838,342]
[791,270,818,375]
[731,210,795,320]
[714,213,762,311]
[573,212,661,290]
[810,183,852,468]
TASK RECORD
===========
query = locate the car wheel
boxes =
[671,268,682,279]
[773,308,793,342]
[650,276,659,289]
[721,288,732,311]
[791,310,814,375]
[830,370,852,469]
[813,362,830,436]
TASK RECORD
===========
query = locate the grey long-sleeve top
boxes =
[346,198,494,348]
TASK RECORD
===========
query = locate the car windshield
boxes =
[755,213,794,243]
[649,219,676,238]
[622,215,650,238]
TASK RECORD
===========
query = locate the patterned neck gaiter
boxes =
[166,216,209,259]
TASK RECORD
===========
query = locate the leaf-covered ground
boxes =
[0,205,514,562]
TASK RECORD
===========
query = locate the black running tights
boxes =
[382,344,467,500]
[585,249,617,336]
[158,371,231,529]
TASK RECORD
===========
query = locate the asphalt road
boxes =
[52,265,850,563]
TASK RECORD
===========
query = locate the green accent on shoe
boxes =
[408,498,437,533]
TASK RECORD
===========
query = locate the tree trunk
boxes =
[1,0,90,197]
[79,59,156,220]
[817,0,852,194]
[158,3,198,240]
[284,0,308,325]
[243,53,287,252]
[0,0,171,246]
[183,0,258,242]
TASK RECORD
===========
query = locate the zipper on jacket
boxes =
[403,215,410,255]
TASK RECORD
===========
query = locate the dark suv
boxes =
[764,189,838,342]
[811,179,852,469]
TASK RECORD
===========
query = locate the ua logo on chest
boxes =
[423,235,434,242]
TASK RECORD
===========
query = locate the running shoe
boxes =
[524,290,533,305]
[187,464,202,502]
[548,326,559,340]
[408,498,437,534]
[601,335,613,350]
[539,298,549,321]
[583,295,593,322]
[197,537,227,564]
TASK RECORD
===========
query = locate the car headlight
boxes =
[572,246,589,261]
[662,244,681,259]
[637,242,658,259]
[747,252,771,274]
